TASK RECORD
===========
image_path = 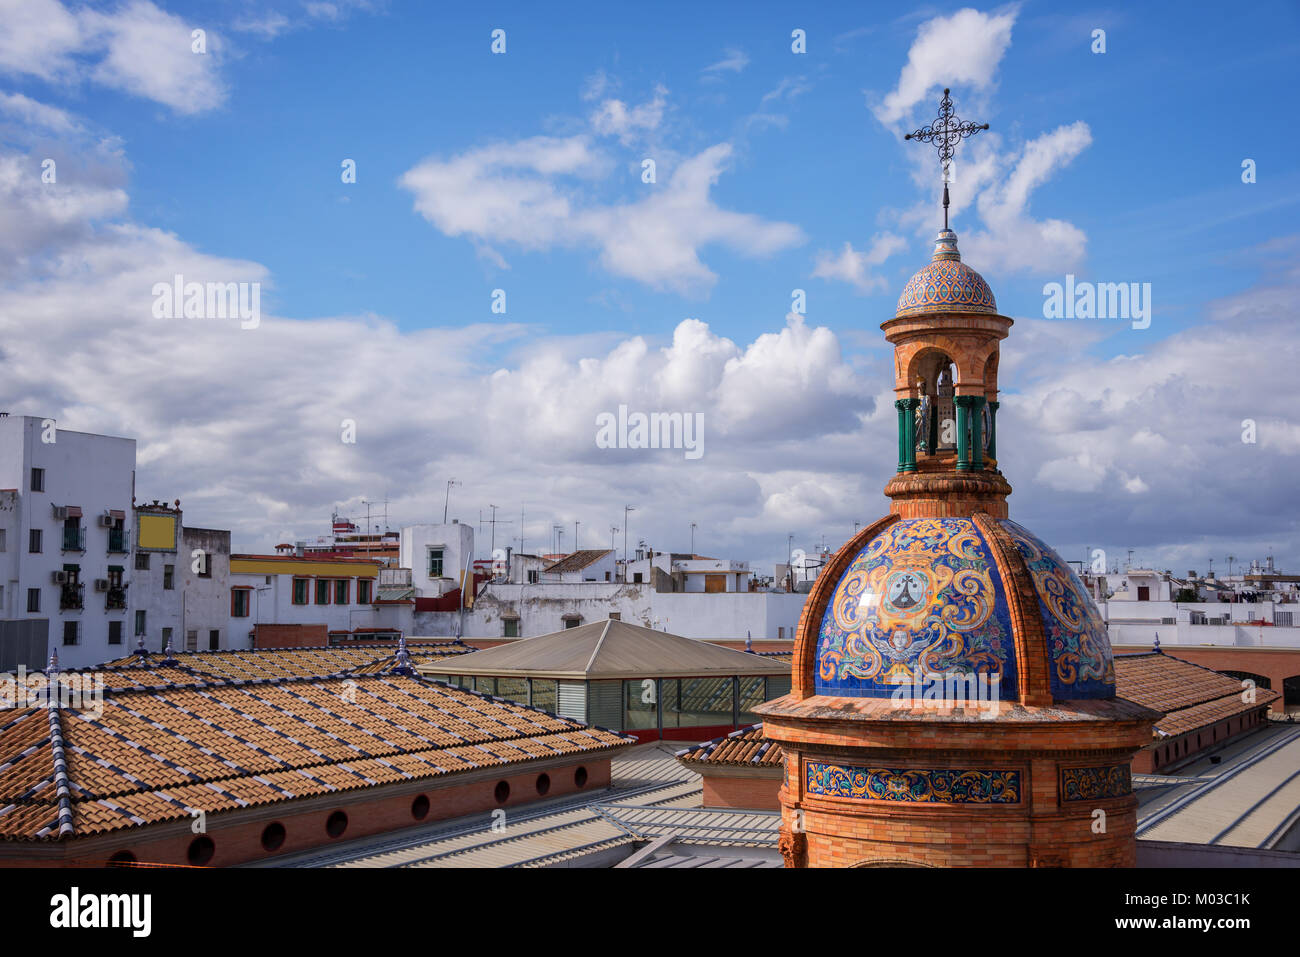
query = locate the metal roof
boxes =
[417,619,790,680]
[1137,723,1300,850]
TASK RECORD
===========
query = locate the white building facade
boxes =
[400,521,474,598]
[0,415,136,670]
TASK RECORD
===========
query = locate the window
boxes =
[428,548,444,578]
[164,564,175,590]
[108,620,123,645]
[527,570,539,584]
[62,517,82,551]
[59,565,82,610]
[334,579,349,605]
[209,629,220,651]
[108,519,126,553]
[162,627,173,649]
[292,578,309,605]
[503,618,519,638]
[232,589,251,617]
[633,572,643,584]
[29,529,41,553]
[135,551,150,570]
[357,579,371,604]
[30,467,44,492]
[186,630,198,651]
[106,566,126,609]
[531,679,557,712]
[27,588,40,613]
[62,621,78,645]
[195,551,211,577]
[0,529,6,551]
[315,580,330,605]
[564,617,581,629]
[135,610,146,635]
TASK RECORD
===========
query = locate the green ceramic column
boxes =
[969,396,985,470]
[954,396,973,471]
[901,398,919,472]
[894,399,908,472]
[987,400,999,462]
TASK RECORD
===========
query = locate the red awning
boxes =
[65,506,83,518]
[109,509,125,520]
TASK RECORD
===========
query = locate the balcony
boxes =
[107,530,127,553]
[62,527,86,552]
[59,583,84,611]
[106,586,127,610]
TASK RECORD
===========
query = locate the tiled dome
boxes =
[895,229,997,318]
[814,517,1115,701]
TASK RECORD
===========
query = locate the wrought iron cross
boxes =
[904,88,989,230]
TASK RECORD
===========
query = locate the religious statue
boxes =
[916,386,931,454]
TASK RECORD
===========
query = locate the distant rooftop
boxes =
[544,549,614,574]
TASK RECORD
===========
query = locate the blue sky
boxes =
[1,0,1298,573]
[95,1,1299,346]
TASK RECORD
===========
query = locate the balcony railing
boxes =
[62,527,86,551]
[59,583,84,610]
[106,586,127,610]
[108,530,127,553]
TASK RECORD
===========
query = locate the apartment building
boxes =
[130,500,232,652]
[0,414,136,670]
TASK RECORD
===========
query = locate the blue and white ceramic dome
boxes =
[895,229,997,318]
[814,517,1116,701]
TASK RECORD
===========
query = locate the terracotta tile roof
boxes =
[99,643,473,684]
[675,725,782,767]
[0,673,629,842]
[543,549,613,574]
[1113,652,1280,738]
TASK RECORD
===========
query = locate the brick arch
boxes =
[850,858,935,868]
[982,349,1000,398]
[897,339,966,393]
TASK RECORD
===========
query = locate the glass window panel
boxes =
[672,677,734,728]
[496,677,528,703]
[738,675,767,724]
[623,679,658,731]
[530,679,557,713]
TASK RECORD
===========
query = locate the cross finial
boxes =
[904,88,989,230]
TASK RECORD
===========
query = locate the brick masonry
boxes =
[0,757,611,867]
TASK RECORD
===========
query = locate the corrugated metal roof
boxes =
[418,619,790,679]
[1138,724,1300,849]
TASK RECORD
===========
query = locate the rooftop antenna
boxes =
[904,87,989,230]
[443,479,461,524]
[623,505,636,581]
[480,505,512,562]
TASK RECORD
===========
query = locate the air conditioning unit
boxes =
[94,579,110,592]
[98,514,115,528]
[51,570,68,584]
[52,505,68,521]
